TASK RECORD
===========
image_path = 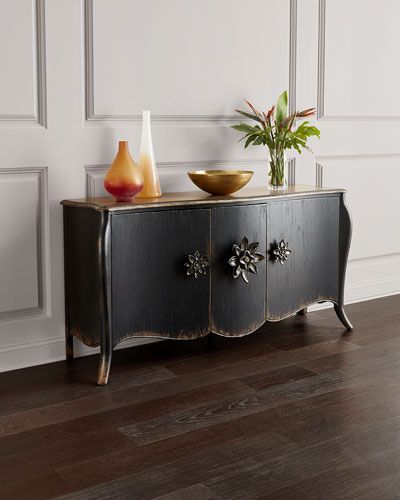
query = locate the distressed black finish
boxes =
[62,188,352,384]
[112,209,211,343]
[335,195,354,329]
[98,211,112,385]
[63,207,103,349]
[266,196,340,320]
[211,205,267,336]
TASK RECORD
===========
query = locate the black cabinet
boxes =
[211,204,267,336]
[112,209,210,342]
[266,197,340,320]
[62,186,352,385]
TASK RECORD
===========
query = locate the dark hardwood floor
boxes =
[1,295,400,499]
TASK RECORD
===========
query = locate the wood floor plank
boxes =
[0,295,399,500]
[151,483,217,500]
[239,364,318,391]
[0,340,357,439]
[118,393,267,446]
[0,428,133,489]
[56,430,294,499]
[51,379,254,440]
[55,406,290,488]
[0,365,177,417]
[118,358,391,447]
[1,472,72,500]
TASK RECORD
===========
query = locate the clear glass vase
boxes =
[268,149,287,191]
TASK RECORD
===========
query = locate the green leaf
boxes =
[275,90,288,127]
[235,109,264,124]
[237,134,249,143]
[245,135,257,148]
[292,143,302,154]
[253,136,264,145]
[231,123,258,134]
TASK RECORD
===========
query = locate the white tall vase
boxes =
[137,110,162,198]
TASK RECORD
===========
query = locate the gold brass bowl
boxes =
[187,170,253,196]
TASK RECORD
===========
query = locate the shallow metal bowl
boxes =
[187,169,253,196]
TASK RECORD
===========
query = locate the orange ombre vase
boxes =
[104,141,144,202]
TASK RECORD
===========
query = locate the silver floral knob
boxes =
[184,251,209,278]
[228,237,265,283]
[272,239,292,265]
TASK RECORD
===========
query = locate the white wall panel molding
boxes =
[317,0,400,123]
[317,153,400,162]
[310,252,400,312]
[0,0,47,127]
[315,154,400,263]
[35,0,47,127]
[84,0,297,123]
[316,0,326,120]
[315,162,323,187]
[315,153,400,185]
[0,167,49,321]
[0,334,159,373]
[288,0,297,115]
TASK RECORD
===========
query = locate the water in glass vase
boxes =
[268,149,287,191]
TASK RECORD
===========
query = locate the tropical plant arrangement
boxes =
[232,91,320,190]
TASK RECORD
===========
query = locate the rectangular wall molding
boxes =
[0,0,47,127]
[316,152,400,162]
[0,167,49,321]
[84,0,297,123]
[315,153,400,263]
[288,0,297,115]
[0,335,160,373]
[317,0,400,123]
[315,153,400,186]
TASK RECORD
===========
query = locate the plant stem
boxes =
[269,146,285,187]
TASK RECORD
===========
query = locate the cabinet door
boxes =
[112,209,210,342]
[211,204,267,336]
[266,196,339,320]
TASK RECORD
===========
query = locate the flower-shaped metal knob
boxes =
[184,251,209,278]
[272,239,292,265]
[228,237,265,283]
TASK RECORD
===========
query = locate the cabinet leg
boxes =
[297,307,308,316]
[97,341,112,386]
[66,333,74,361]
[334,303,353,331]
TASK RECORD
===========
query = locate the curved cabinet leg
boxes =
[97,210,113,386]
[65,333,74,361]
[334,303,353,331]
[97,340,112,386]
[335,194,353,332]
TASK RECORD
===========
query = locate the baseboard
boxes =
[309,253,400,311]
[0,336,161,374]
[1,253,399,373]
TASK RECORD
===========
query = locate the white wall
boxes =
[0,0,399,372]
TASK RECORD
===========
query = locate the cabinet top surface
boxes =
[61,185,345,212]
